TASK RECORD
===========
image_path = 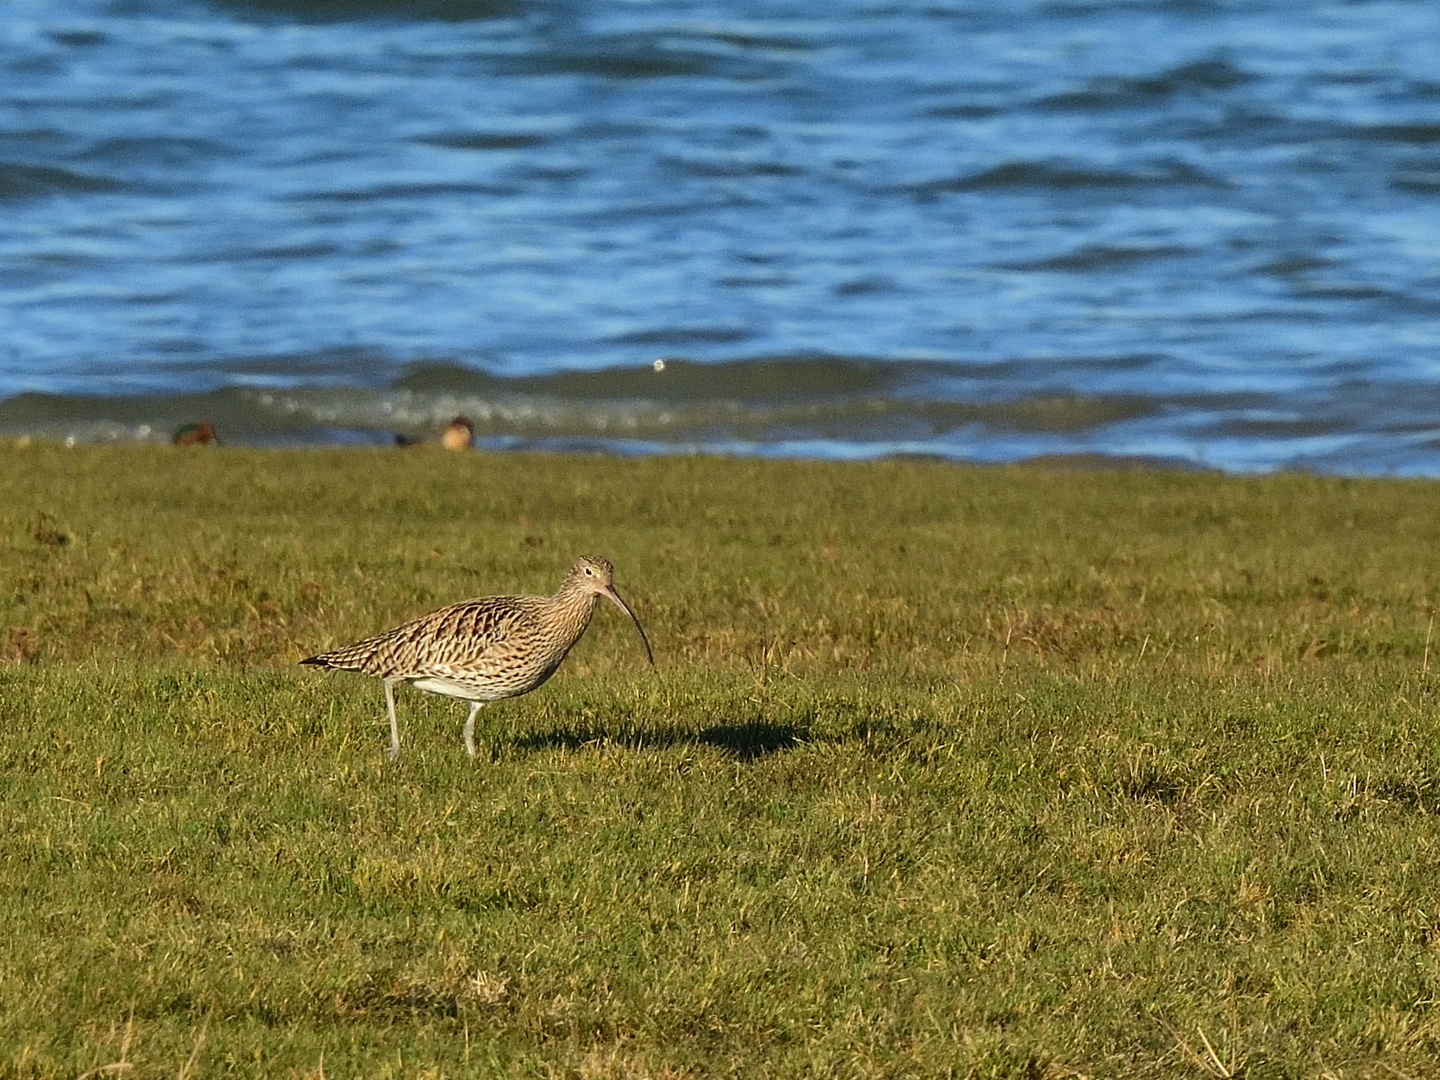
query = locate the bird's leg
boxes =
[384,679,401,760]
[463,701,483,759]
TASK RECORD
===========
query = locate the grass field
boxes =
[5,444,1440,1078]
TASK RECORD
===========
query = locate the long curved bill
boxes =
[602,585,655,667]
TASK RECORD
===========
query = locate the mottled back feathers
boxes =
[301,554,651,706]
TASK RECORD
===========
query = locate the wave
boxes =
[1037,58,1254,111]
[212,0,521,24]
[0,356,1168,452]
[902,158,1222,200]
[0,162,128,199]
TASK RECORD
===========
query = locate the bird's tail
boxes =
[300,641,377,671]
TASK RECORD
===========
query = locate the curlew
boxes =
[301,555,653,759]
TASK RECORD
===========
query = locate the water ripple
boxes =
[0,0,1438,473]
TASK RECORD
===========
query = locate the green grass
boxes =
[5,445,1440,1077]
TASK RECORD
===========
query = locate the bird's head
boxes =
[566,555,654,667]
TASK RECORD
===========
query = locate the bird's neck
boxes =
[552,583,600,624]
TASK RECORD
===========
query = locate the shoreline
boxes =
[0,435,1378,478]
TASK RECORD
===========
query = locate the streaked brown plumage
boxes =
[301,555,653,759]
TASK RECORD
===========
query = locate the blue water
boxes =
[2,0,1439,471]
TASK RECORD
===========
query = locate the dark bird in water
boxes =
[172,421,218,446]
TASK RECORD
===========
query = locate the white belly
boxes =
[410,676,495,701]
